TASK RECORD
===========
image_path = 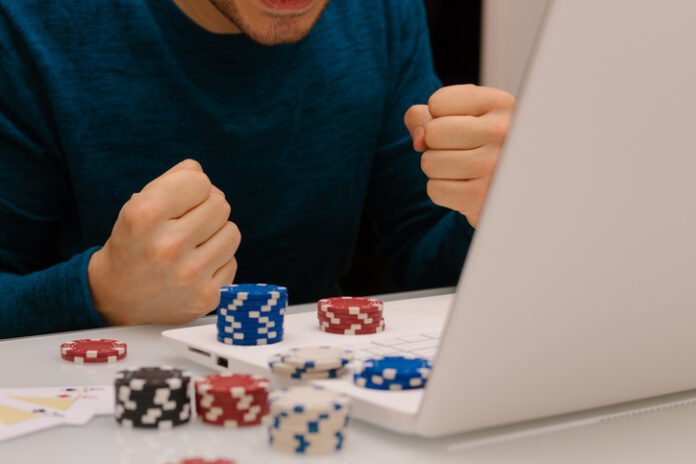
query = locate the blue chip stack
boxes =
[216,283,288,346]
[353,356,432,390]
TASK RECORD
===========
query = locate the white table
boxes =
[3,288,696,464]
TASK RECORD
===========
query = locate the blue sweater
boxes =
[0,0,474,339]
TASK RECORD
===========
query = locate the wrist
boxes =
[87,245,127,326]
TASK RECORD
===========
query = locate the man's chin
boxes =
[242,20,313,45]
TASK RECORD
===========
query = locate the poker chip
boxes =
[217,284,287,346]
[317,297,383,312]
[268,386,350,454]
[280,347,354,370]
[220,283,287,300]
[267,347,353,380]
[61,352,127,364]
[60,339,127,363]
[316,297,385,335]
[195,374,270,427]
[217,334,283,346]
[353,356,431,391]
[320,321,385,335]
[114,367,192,428]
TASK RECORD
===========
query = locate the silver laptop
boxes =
[163,0,696,439]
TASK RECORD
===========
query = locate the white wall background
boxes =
[481,0,549,95]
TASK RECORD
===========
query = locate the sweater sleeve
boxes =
[366,0,475,290]
[0,9,105,339]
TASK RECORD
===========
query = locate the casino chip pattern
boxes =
[217,284,287,345]
[354,356,432,390]
[60,339,127,364]
[114,367,192,428]
[317,297,385,334]
[268,346,354,379]
[268,386,351,454]
[195,374,270,427]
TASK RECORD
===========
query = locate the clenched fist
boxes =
[405,84,515,227]
[88,159,241,326]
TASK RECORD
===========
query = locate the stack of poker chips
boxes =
[268,346,354,380]
[268,386,350,455]
[60,338,127,364]
[317,297,385,335]
[217,283,287,345]
[114,366,192,429]
[195,373,270,427]
[353,356,432,390]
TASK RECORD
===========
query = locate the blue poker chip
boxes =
[217,313,285,325]
[218,295,288,307]
[216,325,284,337]
[220,283,288,300]
[217,333,283,346]
[359,356,432,381]
[217,327,284,339]
[216,320,283,332]
[352,372,427,390]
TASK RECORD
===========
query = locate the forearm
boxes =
[0,247,106,339]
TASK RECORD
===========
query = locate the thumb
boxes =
[167,159,204,174]
[404,105,432,152]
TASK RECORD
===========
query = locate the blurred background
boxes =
[341,0,548,296]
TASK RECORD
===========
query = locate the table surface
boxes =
[3,287,696,464]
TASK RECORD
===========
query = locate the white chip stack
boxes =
[268,385,350,454]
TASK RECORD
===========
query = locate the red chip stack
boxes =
[317,297,385,335]
[194,374,270,427]
[60,339,127,364]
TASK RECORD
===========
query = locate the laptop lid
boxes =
[418,0,696,437]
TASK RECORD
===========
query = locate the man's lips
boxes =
[258,0,315,12]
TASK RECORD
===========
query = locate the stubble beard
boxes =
[208,0,329,45]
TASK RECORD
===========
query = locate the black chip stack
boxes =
[114,366,192,429]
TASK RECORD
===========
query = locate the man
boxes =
[0,0,514,338]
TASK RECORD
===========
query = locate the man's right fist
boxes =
[88,159,241,326]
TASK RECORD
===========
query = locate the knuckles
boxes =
[120,194,162,231]
[149,233,188,264]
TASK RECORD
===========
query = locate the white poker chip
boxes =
[278,346,354,370]
[269,386,350,415]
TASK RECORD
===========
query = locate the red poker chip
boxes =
[195,374,270,397]
[318,309,384,321]
[197,404,270,416]
[320,322,386,335]
[60,339,127,357]
[199,415,265,427]
[195,392,268,403]
[195,397,269,412]
[318,319,384,331]
[318,297,382,310]
[61,352,127,364]
[317,313,384,326]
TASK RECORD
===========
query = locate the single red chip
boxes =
[317,313,383,326]
[318,309,383,321]
[320,322,386,335]
[318,297,383,315]
[61,352,127,364]
[195,374,270,397]
[60,339,127,357]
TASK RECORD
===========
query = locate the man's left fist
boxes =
[404,84,515,228]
